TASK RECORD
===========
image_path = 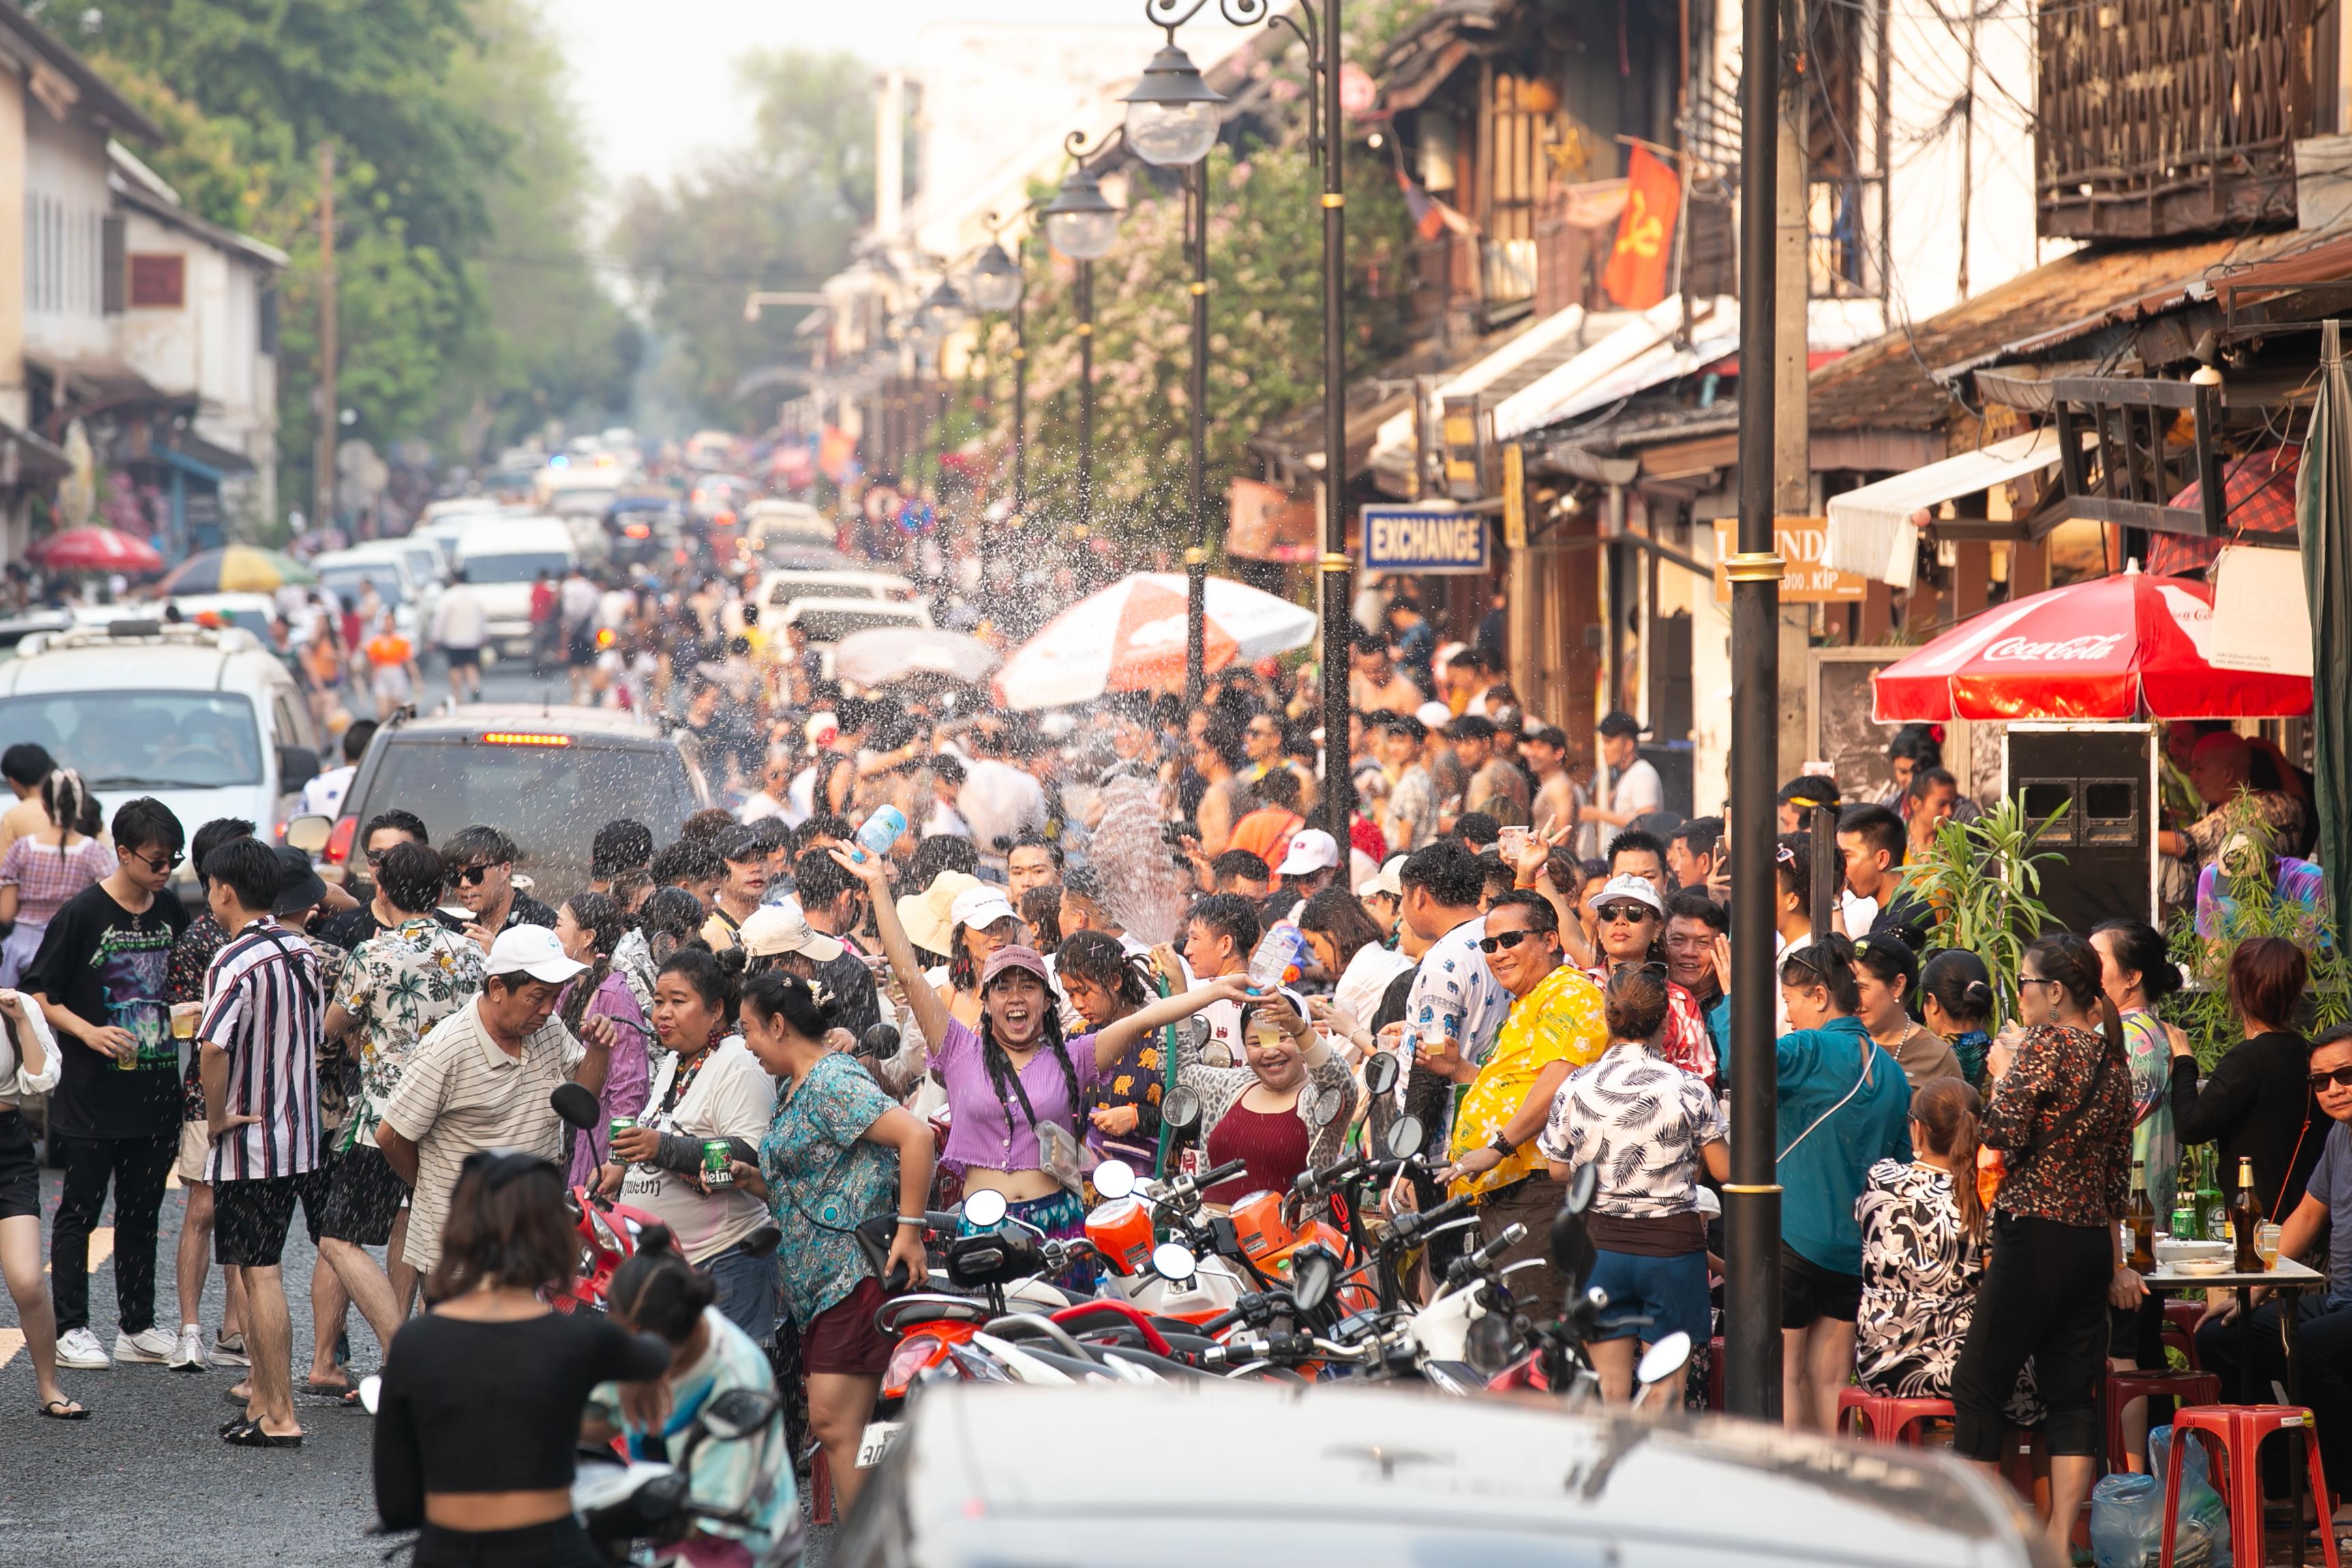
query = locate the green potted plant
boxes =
[1904,796,2068,1021]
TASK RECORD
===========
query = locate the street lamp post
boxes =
[1119,31,1226,702]
[1042,136,1123,541]
[969,225,1027,598]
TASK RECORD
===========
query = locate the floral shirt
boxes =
[1537,1038,1727,1219]
[168,912,231,1122]
[1855,1158,2044,1421]
[759,1051,901,1327]
[1584,965,1718,1087]
[1448,963,1605,1198]
[2119,1008,2180,1222]
[330,916,486,1148]
[1980,1022,2133,1228]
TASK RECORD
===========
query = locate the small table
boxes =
[2143,1257,2327,1566]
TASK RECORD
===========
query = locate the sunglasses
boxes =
[1478,929,1537,954]
[133,849,186,875]
[2312,1066,2352,1091]
[1595,904,1655,924]
[454,863,503,887]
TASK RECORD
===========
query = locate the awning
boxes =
[1824,427,2070,590]
[1496,295,1741,440]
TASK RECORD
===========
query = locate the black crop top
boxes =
[373,1309,672,1530]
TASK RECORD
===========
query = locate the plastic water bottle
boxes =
[850,804,907,863]
[1246,923,1306,992]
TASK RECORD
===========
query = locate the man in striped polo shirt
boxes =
[197,836,325,1449]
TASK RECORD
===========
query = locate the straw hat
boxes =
[896,869,982,956]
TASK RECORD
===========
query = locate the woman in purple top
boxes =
[834,847,1245,1269]
[556,892,652,1188]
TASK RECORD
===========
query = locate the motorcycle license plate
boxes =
[856,1421,904,1468]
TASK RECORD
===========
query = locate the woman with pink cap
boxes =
[832,847,1248,1270]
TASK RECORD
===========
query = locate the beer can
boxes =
[702,1139,734,1189]
[2171,1206,2199,1241]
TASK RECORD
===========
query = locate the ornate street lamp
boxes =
[1119,42,1225,168]
[1042,138,1126,537]
[970,222,1028,590]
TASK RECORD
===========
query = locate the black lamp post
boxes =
[1120,33,1225,702]
[916,277,967,492]
[1040,140,1122,539]
[969,230,1026,514]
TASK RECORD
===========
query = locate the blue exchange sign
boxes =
[1360,504,1490,574]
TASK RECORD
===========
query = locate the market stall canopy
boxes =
[832,626,999,689]
[1870,565,2312,721]
[159,545,316,594]
[28,525,163,574]
[994,573,1317,712]
[1825,428,2072,589]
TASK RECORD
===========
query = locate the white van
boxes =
[0,621,324,886]
[453,513,577,655]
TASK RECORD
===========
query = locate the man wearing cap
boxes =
[1777,773,1842,834]
[700,825,769,950]
[1357,854,1405,936]
[373,926,616,1279]
[1274,829,1342,914]
[740,895,882,1043]
[1573,712,1663,860]
[1521,724,1588,840]
[1572,872,1717,1087]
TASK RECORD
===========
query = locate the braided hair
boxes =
[978,967,1084,1136]
[558,892,626,1037]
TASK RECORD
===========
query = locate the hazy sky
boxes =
[562,0,1124,191]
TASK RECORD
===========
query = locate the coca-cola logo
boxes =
[1982,633,2125,662]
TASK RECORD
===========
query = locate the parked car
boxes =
[168,592,280,643]
[605,496,692,569]
[775,597,935,680]
[0,620,322,891]
[312,547,425,643]
[836,1383,2044,1568]
[742,498,834,558]
[295,703,708,905]
[453,514,578,657]
[755,564,922,609]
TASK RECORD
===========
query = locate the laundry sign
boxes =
[1712,517,1868,603]
[1360,504,1490,574]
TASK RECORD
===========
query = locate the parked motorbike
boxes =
[549,1083,666,1315]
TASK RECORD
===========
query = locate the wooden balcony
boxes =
[2036,0,2308,241]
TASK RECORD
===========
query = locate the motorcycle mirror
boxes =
[549,1082,601,1133]
[1303,1083,1343,1129]
[963,1189,1009,1229]
[1203,1041,1234,1069]
[1362,1051,1400,1098]
[284,814,333,854]
[1160,1087,1202,1135]
[700,1387,781,1441]
[1288,1243,1338,1314]
[1151,1241,1198,1284]
[1636,1331,1693,1391]
[1384,1114,1425,1161]
[1466,1311,1518,1376]
[1550,1201,1597,1293]
[357,1374,382,1415]
[1091,1159,1136,1199]
[1561,1160,1599,1218]
[860,1022,901,1059]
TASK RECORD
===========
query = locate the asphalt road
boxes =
[0,1163,386,1568]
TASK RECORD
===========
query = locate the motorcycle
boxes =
[549,1083,669,1315]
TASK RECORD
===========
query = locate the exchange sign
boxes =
[1361,504,1490,575]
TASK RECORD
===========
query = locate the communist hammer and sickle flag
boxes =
[1601,144,1680,310]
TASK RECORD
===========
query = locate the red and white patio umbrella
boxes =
[28,525,164,575]
[1871,565,2313,722]
[994,572,1319,711]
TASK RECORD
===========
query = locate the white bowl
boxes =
[2173,1256,2233,1277]
[2154,1237,2230,1266]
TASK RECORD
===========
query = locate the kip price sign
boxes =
[1360,504,1490,575]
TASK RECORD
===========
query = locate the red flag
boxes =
[1601,145,1680,309]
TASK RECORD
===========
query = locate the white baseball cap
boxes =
[1276,828,1340,877]
[485,923,588,985]
[1357,853,1407,900]
[950,883,1020,932]
[1414,700,1453,730]
[1584,873,1665,918]
[740,897,845,963]
[804,710,840,747]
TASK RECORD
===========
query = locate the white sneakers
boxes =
[53,1325,187,1368]
[54,1327,108,1369]
[114,1326,177,1363]
[210,1332,250,1368]
[167,1324,207,1372]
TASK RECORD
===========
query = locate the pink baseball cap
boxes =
[979,944,1052,990]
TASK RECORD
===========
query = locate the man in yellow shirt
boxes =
[1426,888,1604,1318]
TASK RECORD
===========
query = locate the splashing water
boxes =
[1083,762,1188,947]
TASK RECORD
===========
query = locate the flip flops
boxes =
[220,1417,302,1448]
[301,1378,351,1398]
[37,1398,87,1420]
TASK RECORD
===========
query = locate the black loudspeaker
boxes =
[2002,723,2158,934]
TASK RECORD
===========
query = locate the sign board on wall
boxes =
[1712,516,1869,603]
[1227,478,1318,562]
[1361,504,1490,574]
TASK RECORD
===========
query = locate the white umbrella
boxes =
[832,626,1001,688]
[993,572,1319,711]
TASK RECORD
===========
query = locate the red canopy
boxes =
[28,526,163,574]
[1871,569,2312,722]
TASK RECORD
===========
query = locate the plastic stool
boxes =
[2161,1298,2206,1370]
[1836,1385,1955,1444]
[2160,1404,2341,1568]
[2104,1368,2222,1473]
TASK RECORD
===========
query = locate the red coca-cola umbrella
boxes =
[1871,565,2312,722]
[27,526,164,575]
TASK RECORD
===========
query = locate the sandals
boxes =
[301,1378,351,1399]
[37,1398,87,1420]
[220,1417,302,1448]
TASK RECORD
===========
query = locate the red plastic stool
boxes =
[2161,1299,2206,1370]
[2160,1405,2341,1568]
[1836,1386,1955,1444]
[2104,1368,2222,1473]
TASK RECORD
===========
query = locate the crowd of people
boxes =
[1,569,2346,1565]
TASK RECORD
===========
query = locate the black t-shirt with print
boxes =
[23,880,192,1139]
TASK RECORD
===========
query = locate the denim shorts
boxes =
[1584,1247,1712,1344]
[703,1241,779,1344]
